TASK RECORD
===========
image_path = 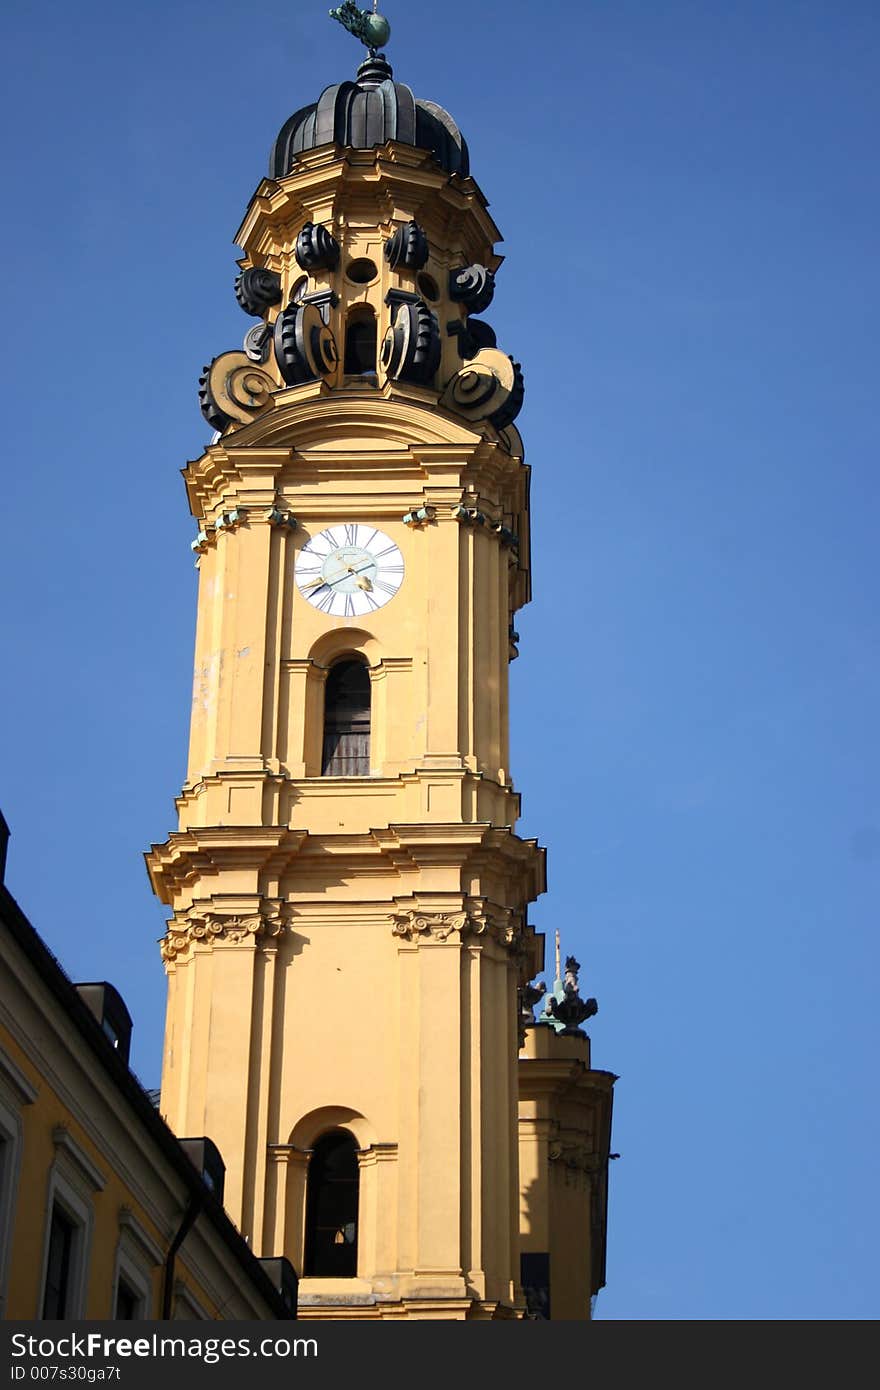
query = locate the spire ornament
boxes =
[541,932,598,1037]
[329,2,391,56]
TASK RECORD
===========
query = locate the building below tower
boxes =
[0,811,296,1321]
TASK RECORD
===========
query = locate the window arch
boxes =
[344,307,377,377]
[304,1131,360,1277]
[322,659,370,776]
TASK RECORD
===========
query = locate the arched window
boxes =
[344,308,377,376]
[304,1131,360,1277]
[322,659,370,776]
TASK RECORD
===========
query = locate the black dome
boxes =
[270,55,469,179]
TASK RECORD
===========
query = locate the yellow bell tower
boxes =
[146,14,596,1320]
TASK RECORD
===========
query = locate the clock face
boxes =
[296,524,405,617]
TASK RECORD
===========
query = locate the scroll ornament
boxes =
[384,220,430,270]
[391,909,522,948]
[198,353,276,433]
[439,347,524,430]
[295,222,341,272]
[243,322,273,363]
[234,267,283,317]
[391,912,468,942]
[160,912,284,962]
[453,317,497,361]
[274,302,339,385]
[548,1140,602,1180]
[380,298,441,384]
[518,979,547,1047]
[449,263,496,314]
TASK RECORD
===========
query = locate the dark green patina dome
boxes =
[270,54,470,179]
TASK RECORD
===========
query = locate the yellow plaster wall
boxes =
[0,1027,248,1320]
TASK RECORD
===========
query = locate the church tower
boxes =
[148,8,609,1320]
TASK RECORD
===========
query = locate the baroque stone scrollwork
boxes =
[391,906,525,950]
[160,910,285,963]
[198,352,276,432]
[384,220,429,270]
[548,1139,602,1184]
[234,267,283,317]
[448,317,497,362]
[519,979,546,1027]
[449,263,495,314]
[468,905,524,949]
[391,911,467,942]
[439,347,524,429]
[243,322,273,363]
[381,293,441,384]
[295,222,341,272]
[273,302,339,385]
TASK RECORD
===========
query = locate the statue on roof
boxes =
[541,933,598,1037]
[329,2,392,54]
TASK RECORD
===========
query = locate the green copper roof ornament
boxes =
[541,931,599,1037]
[329,1,392,56]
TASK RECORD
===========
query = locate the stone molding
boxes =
[51,1125,106,1192]
[391,911,468,943]
[0,1045,38,1105]
[160,906,285,963]
[547,1139,604,1185]
[391,904,525,951]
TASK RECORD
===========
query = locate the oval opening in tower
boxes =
[290,274,309,303]
[417,272,439,302]
[345,258,378,285]
[344,307,378,378]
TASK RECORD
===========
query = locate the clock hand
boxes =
[346,564,374,591]
[302,575,329,589]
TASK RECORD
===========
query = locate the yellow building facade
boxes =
[148,22,614,1321]
[0,813,295,1321]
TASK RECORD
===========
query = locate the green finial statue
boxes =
[329,2,391,55]
[540,931,599,1037]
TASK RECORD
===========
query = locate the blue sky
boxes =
[1,0,877,1319]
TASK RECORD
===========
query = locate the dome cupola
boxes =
[270,48,469,179]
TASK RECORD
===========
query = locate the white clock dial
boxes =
[296,524,405,617]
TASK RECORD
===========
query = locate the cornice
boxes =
[145,827,307,904]
[147,821,545,908]
[517,1059,617,1105]
[234,145,502,266]
[210,387,486,452]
